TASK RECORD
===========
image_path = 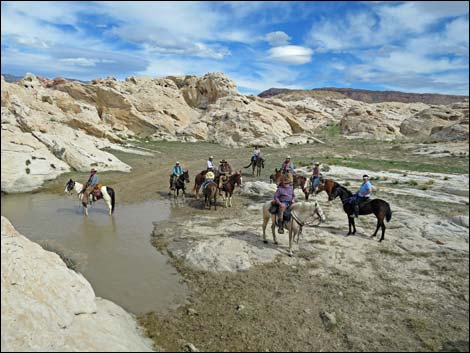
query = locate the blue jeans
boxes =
[202,179,214,190]
[311,176,320,191]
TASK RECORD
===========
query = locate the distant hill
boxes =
[1,73,89,84]
[258,87,468,105]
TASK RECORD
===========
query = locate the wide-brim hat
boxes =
[220,159,227,163]
[315,162,320,166]
[176,161,180,165]
[286,155,291,159]
[209,156,214,159]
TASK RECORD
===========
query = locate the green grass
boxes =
[320,156,468,174]
[326,122,341,137]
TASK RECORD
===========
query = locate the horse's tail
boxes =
[107,187,115,213]
[385,202,392,222]
[243,161,253,169]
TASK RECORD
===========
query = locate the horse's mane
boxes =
[333,182,353,196]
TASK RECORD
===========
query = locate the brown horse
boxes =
[220,171,243,207]
[270,169,309,199]
[193,170,208,199]
[203,182,218,210]
[244,157,264,176]
[314,178,336,200]
[330,183,392,241]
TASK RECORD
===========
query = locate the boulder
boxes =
[1,216,154,352]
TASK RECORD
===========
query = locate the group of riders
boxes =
[82,145,372,232]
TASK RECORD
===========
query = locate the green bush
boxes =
[25,159,31,166]
[25,168,30,174]
[408,180,418,186]
[327,123,341,137]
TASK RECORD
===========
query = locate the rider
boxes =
[353,174,372,218]
[170,161,183,190]
[310,162,321,193]
[206,156,215,171]
[281,156,295,184]
[201,167,216,191]
[217,159,232,195]
[252,145,261,162]
[82,168,99,205]
[273,176,296,234]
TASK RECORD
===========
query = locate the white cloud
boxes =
[267,45,313,65]
[264,31,291,46]
[59,58,99,67]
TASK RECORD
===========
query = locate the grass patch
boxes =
[25,168,30,174]
[392,179,399,185]
[25,159,31,166]
[408,179,418,186]
[426,179,435,185]
[326,122,341,137]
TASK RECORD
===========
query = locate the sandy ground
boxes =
[40,138,469,352]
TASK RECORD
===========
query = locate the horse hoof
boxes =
[263,240,268,244]
[274,241,279,245]
[288,252,293,257]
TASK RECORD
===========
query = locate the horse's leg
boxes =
[262,211,269,243]
[372,219,380,238]
[352,217,356,235]
[271,215,278,245]
[288,221,293,257]
[229,192,233,207]
[102,190,112,216]
[379,217,386,242]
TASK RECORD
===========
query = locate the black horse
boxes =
[244,156,265,176]
[330,183,392,241]
[170,170,190,198]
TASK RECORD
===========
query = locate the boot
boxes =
[354,204,359,218]
[278,221,284,234]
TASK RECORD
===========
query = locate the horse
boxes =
[220,171,243,207]
[307,177,336,200]
[65,179,115,216]
[262,200,326,257]
[269,169,309,199]
[244,157,264,177]
[203,182,218,210]
[193,170,210,200]
[329,183,392,241]
[170,170,190,198]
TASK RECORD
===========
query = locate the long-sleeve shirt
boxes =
[253,149,261,157]
[218,163,232,174]
[274,184,296,204]
[87,174,98,187]
[312,166,321,177]
[281,161,294,173]
[172,166,183,176]
[207,160,215,169]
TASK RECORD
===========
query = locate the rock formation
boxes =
[1,216,154,352]
[1,72,468,193]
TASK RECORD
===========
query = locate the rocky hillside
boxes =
[1,216,154,352]
[259,87,468,105]
[1,72,468,193]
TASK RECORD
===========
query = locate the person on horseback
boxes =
[310,162,321,193]
[206,156,215,171]
[170,161,183,190]
[281,156,295,184]
[81,168,99,204]
[202,167,215,192]
[273,176,296,234]
[353,174,372,218]
[217,159,232,196]
[252,145,261,162]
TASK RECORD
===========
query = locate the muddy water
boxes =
[1,193,188,314]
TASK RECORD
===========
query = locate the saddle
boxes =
[268,203,293,222]
[93,185,103,199]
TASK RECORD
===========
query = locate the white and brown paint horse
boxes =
[65,179,115,216]
[262,200,326,257]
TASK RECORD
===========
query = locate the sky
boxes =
[1,1,469,95]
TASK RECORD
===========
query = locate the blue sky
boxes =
[1,1,469,95]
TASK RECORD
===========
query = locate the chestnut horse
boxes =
[269,169,309,199]
[220,171,243,207]
[193,170,208,199]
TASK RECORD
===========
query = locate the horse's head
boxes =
[232,171,243,187]
[65,179,75,193]
[183,170,190,183]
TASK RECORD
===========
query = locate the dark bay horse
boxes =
[170,170,190,198]
[330,183,392,241]
[244,157,264,176]
[220,171,243,207]
[270,169,309,199]
[203,182,218,210]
